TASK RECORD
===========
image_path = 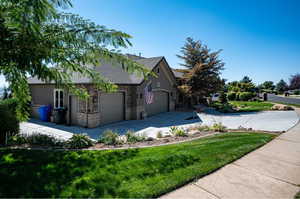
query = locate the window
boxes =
[140,93,143,99]
[54,89,64,108]
[157,68,160,73]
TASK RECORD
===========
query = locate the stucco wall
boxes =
[29,84,69,119]
[136,59,177,117]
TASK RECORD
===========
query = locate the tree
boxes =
[227,81,255,93]
[177,37,225,98]
[289,73,300,90]
[0,0,150,121]
[260,81,275,91]
[240,76,252,83]
[276,79,288,93]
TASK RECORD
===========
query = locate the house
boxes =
[28,55,178,128]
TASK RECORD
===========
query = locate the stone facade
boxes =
[77,112,100,128]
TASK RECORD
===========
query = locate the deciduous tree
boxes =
[289,73,300,90]
[0,0,150,121]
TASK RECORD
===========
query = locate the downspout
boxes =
[85,98,88,128]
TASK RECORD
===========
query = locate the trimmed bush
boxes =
[239,92,255,101]
[67,134,94,149]
[227,92,237,101]
[0,99,19,144]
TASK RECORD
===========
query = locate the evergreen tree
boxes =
[276,79,288,93]
[177,37,225,97]
[240,76,252,83]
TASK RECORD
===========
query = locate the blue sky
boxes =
[1,0,299,86]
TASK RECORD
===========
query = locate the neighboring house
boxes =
[28,55,178,128]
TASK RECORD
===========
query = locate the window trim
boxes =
[54,89,64,108]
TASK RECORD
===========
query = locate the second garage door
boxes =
[100,92,124,125]
[146,91,169,116]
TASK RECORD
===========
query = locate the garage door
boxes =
[100,92,124,125]
[146,91,169,116]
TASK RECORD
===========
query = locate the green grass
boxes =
[229,101,274,112]
[0,132,275,198]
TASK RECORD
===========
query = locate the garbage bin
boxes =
[53,107,66,124]
[38,105,50,122]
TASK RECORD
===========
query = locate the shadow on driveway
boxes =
[27,112,201,139]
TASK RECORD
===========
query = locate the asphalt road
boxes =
[268,94,300,105]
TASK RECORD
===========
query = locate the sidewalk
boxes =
[161,109,300,199]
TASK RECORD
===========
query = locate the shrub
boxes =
[169,126,187,137]
[294,90,300,95]
[98,130,122,145]
[218,103,235,113]
[197,125,210,132]
[0,99,19,144]
[67,134,94,149]
[218,92,227,103]
[26,133,60,146]
[7,134,27,145]
[156,131,163,138]
[239,92,254,101]
[125,130,146,143]
[210,123,227,132]
[227,92,237,101]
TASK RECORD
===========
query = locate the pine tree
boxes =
[177,37,225,98]
[276,79,288,93]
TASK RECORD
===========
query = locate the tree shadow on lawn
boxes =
[0,149,139,198]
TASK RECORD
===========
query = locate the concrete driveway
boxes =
[21,112,200,140]
[198,110,299,132]
[21,110,299,140]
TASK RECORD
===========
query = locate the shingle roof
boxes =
[28,56,164,85]
[172,69,185,78]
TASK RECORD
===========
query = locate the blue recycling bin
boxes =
[38,105,50,121]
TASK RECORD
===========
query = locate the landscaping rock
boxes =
[271,104,294,111]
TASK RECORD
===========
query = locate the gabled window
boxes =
[54,89,64,108]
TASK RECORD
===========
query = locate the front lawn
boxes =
[0,132,275,198]
[229,101,274,112]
